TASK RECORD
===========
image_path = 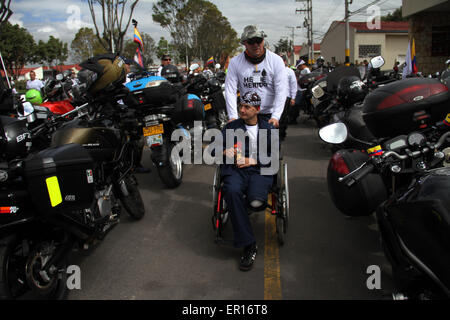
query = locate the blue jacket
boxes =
[220,117,276,176]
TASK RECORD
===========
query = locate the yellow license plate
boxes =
[204,103,212,111]
[143,124,164,137]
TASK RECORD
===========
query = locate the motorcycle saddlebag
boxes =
[327,149,387,217]
[172,94,204,125]
[23,143,95,217]
[124,76,178,108]
[363,78,450,138]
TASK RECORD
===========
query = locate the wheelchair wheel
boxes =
[281,161,290,232]
[212,167,228,234]
[276,217,285,246]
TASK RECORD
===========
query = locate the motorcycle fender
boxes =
[151,143,169,166]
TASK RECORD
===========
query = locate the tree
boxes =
[381,7,407,22]
[152,0,239,65]
[0,22,35,79]
[35,36,69,70]
[122,33,157,66]
[87,0,140,54]
[70,27,107,62]
[0,0,12,28]
[274,38,291,55]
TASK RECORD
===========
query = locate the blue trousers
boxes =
[222,166,273,248]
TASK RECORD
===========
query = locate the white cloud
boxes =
[37,26,56,33]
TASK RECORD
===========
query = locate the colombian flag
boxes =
[207,56,214,65]
[411,38,418,74]
[134,27,144,51]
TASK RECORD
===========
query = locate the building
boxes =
[298,43,321,65]
[402,0,450,74]
[320,21,410,70]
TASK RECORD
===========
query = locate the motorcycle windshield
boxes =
[326,66,361,93]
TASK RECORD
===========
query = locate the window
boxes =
[431,26,450,57]
[358,45,381,58]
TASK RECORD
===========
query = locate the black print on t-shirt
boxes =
[243,71,268,89]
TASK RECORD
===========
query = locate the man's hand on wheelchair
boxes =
[236,157,257,168]
[269,118,279,128]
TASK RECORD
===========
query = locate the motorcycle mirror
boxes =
[370,56,385,69]
[17,101,35,117]
[190,63,200,72]
[56,74,64,81]
[319,122,348,144]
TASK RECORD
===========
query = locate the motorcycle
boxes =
[319,115,450,299]
[125,74,204,188]
[0,94,145,299]
[24,71,75,116]
[185,63,228,130]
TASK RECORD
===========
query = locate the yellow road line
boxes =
[264,207,282,300]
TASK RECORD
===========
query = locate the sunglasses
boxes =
[246,37,263,45]
[163,58,171,61]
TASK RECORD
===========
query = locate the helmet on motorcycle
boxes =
[160,64,181,84]
[316,56,325,67]
[79,53,127,95]
[0,116,31,161]
[337,76,367,105]
[25,89,43,105]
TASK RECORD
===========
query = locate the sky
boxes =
[9,0,403,62]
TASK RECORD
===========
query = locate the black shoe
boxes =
[239,243,257,271]
[134,165,151,174]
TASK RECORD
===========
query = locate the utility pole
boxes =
[285,26,295,65]
[296,0,313,64]
[345,0,352,66]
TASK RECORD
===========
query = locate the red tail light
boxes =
[329,153,350,175]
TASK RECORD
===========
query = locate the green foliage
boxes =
[156,37,175,61]
[0,22,36,79]
[381,7,407,21]
[34,36,69,69]
[274,38,292,55]
[70,27,107,63]
[152,0,239,65]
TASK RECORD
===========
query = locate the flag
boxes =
[402,39,412,79]
[134,47,144,68]
[134,27,144,51]
[133,25,144,68]
[207,56,214,65]
[411,38,418,74]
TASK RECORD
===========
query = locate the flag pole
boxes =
[0,51,12,89]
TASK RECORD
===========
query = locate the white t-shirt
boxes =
[225,49,287,121]
[286,67,298,99]
[245,123,259,160]
[26,79,44,91]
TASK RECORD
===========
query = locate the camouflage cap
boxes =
[240,25,265,44]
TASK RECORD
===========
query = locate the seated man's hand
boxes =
[290,99,295,106]
[236,157,257,168]
[269,118,279,128]
[223,148,236,159]
[228,118,237,123]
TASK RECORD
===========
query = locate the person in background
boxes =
[288,60,309,124]
[157,54,172,77]
[280,56,297,140]
[26,70,44,91]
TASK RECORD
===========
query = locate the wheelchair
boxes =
[211,159,290,246]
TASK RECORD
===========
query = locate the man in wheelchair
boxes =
[220,92,277,271]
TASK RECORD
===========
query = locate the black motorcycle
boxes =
[320,117,450,299]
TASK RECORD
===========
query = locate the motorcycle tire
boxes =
[120,175,146,220]
[157,141,183,189]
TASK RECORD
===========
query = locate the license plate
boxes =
[143,124,164,137]
[146,134,163,147]
[204,103,212,111]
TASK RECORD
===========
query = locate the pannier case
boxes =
[24,143,95,218]
[363,78,450,138]
[327,149,387,217]
[125,76,178,108]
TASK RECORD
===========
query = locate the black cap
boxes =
[161,54,171,60]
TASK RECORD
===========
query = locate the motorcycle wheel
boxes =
[120,175,146,220]
[157,142,183,189]
[0,235,28,299]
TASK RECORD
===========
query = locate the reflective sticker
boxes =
[86,170,94,184]
[46,176,62,207]
[0,207,19,214]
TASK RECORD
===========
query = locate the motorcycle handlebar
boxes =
[338,161,375,186]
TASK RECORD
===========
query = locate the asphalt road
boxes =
[68,117,395,300]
